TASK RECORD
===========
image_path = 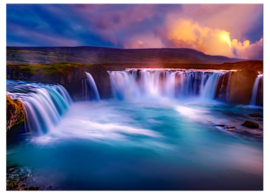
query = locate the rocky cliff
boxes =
[6,95,26,141]
[83,64,112,99]
[6,95,25,131]
[228,70,260,105]
[6,63,112,101]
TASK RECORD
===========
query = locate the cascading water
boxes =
[250,74,263,106]
[109,69,232,101]
[215,72,232,102]
[6,71,263,190]
[85,72,101,101]
[82,78,89,100]
[6,80,73,134]
[201,72,224,99]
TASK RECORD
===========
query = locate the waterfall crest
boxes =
[7,82,73,134]
[109,69,232,101]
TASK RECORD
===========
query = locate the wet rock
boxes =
[7,168,15,173]
[7,181,19,190]
[6,95,26,142]
[248,113,262,117]
[19,175,27,181]
[228,70,258,105]
[6,164,31,190]
[242,120,259,128]
[26,186,39,190]
[6,96,25,131]
[216,124,226,127]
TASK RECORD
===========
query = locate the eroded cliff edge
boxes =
[6,96,25,141]
[6,61,263,105]
[7,63,112,101]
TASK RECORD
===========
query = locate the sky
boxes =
[6,4,263,59]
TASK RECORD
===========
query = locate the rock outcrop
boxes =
[228,70,258,105]
[6,95,25,131]
[6,96,26,142]
[83,64,112,99]
[242,120,259,128]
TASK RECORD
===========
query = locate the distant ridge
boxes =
[7,46,243,65]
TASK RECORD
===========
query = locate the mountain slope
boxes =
[7,46,243,65]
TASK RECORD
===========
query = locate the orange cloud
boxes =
[179,4,263,41]
[167,19,258,58]
[123,18,262,59]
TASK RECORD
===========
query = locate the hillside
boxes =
[7,46,243,65]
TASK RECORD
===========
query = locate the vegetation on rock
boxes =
[6,95,25,131]
[7,63,112,101]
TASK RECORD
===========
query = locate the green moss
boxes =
[7,62,88,77]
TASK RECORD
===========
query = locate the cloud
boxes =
[7,23,80,46]
[6,4,263,59]
[123,34,164,49]
[125,19,263,59]
[178,4,263,43]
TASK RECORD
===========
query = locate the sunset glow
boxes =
[219,31,232,48]
[7,4,263,59]
[6,4,264,191]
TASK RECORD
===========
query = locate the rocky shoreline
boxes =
[6,164,39,190]
[215,112,263,141]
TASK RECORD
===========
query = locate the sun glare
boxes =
[219,31,232,48]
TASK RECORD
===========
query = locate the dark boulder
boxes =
[242,120,259,128]
[216,124,226,127]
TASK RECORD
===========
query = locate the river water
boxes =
[6,70,263,190]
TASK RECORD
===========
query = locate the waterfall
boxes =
[250,74,263,106]
[85,72,101,102]
[214,72,232,101]
[7,83,73,134]
[82,79,90,100]
[109,69,231,101]
[201,72,224,99]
